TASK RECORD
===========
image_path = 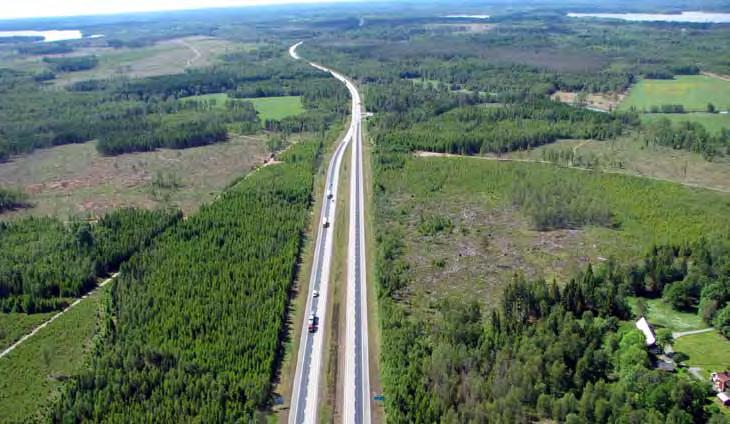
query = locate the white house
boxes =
[635,316,656,346]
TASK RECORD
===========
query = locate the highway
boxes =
[343,72,371,424]
[288,41,371,424]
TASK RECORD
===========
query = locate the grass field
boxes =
[619,75,730,112]
[507,136,730,193]
[641,112,730,134]
[674,331,730,379]
[0,288,104,423]
[183,93,304,122]
[626,297,705,332]
[0,134,268,220]
[0,312,55,351]
[380,156,730,311]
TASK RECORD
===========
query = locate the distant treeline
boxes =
[644,119,730,160]
[43,55,98,72]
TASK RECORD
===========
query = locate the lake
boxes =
[443,15,490,20]
[0,30,83,42]
[567,11,730,23]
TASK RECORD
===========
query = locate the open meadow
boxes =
[674,331,730,379]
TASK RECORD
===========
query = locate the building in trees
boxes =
[635,316,656,346]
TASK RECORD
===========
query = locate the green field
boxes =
[183,93,304,121]
[626,297,705,332]
[620,75,730,112]
[674,331,730,379]
[641,112,730,134]
[0,288,104,422]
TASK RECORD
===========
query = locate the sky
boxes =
[0,0,348,20]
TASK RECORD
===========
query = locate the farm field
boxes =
[619,75,730,112]
[379,156,730,311]
[0,134,269,220]
[507,136,730,193]
[0,287,104,423]
[674,331,730,379]
[626,297,705,332]
[641,112,730,134]
[183,93,305,121]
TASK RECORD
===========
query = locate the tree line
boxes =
[643,118,730,160]
[53,138,325,421]
[0,208,180,313]
[374,96,637,155]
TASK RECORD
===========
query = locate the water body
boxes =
[567,11,730,23]
[0,30,83,42]
[443,14,490,19]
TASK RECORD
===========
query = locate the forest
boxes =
[373,150,730,422]
[53,138,324,421]
[643,118,730,160]
[376,205,728,422]
[376,98,636,155]
[0,208,180,313]
[312,14,730,422]
[0,52,347,159]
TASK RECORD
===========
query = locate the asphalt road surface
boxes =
[287,41,370,424]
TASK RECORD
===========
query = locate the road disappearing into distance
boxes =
[288,41,371,424]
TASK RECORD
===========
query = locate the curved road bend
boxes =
[287,42,371,424]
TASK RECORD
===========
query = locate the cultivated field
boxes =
[183,93,305,122]
[642,112,730,134]
[620,75,730,112]
[0,135,269,220]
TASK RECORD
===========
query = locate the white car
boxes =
[313,290,320,298]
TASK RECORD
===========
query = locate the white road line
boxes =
[0,273,119,359]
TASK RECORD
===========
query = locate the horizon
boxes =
[0,0,356,21]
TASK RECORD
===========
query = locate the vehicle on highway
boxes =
[327,189,334,199]
[323,218,330,228]
[313,290,319,298]
[308,313,318,333]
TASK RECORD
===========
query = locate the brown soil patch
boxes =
[552,90,626,112]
